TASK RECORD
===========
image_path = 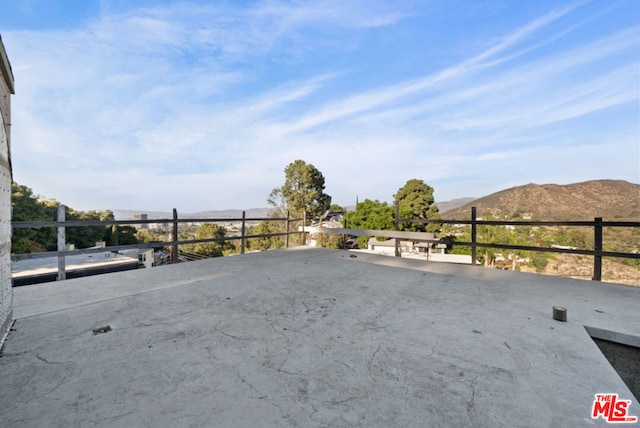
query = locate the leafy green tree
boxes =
[11,182,57,252]
[114,225,139,246]
[58,206,137,249]
[476,217,515,267]
[279,160,331,218]
[344,199,394,248]
[66,209,114,248]
[249,221,284,251]
[11,181,139,252]
[552,228,591,250]
[439,234,472,256]
[394,179,441,233]
[136,229,161,244]
[192,223,235,257]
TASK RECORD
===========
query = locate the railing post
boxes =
[302,211,306,245]
[171,208,178,264]
[395,199,400,257]
[241,211,246,254]
[57,205,66,281]
[471,206,477,266]
[343,216,347,250]
[593,217,603,281]
[285,211,290,248]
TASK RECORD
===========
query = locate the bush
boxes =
[531,253,550,272]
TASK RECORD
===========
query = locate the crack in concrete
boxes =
[427,336,440,358]
[326,393,368,406]
[368,345,381,380]
[36,353,68,365]
[211,325,252,341]
[467,375,480,426]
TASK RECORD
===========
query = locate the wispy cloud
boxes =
[260,3,584,136]
[2,0,638,211]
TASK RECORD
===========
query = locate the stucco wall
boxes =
[0,35,14,346]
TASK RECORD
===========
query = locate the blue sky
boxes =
[1,0,638,212]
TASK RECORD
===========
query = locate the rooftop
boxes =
[1,247,638,427]
[11,251,140,286]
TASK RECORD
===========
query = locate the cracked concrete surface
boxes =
[1,247,639,427]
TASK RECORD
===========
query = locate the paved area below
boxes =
[11,252,139,286]
[1,247,639,427]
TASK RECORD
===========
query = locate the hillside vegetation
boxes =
[443,180,639,221]
[438,180,639,285]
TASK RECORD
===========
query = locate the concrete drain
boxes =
[92,325,112,335]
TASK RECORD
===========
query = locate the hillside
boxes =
[435,197,476,213]
[519,254,640,286]
[444,180,640,221]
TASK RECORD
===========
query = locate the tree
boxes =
[12,181,139,253]
[113,225,139,246]
[267,187,287,218]
[262,188,290,248]
[249,221,284,251]
[344,199,395,248]
[12,182,57,252]
[394,179,441,233]
[192,223,235,257]
[136,229,160,244]
[477,218,512,268]
[66,209,117,248]
[279,160,331,218]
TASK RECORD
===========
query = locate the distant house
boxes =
[139,249,155,269]
[366,238,478,264]
[320,211,344,222]
[367,238,402,255]
[367,236,441,256]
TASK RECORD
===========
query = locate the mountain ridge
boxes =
[110,180,639,221]
[112,208,270,220]
[444,179,639,221]
[435,197,477,213]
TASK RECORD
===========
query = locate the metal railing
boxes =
[306,205,640,282]
[12,204,640,283]
[12,206,304,281]
[400,206,639,281]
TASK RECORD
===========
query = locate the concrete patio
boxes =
[0,247,638,427]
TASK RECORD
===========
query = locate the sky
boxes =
[0,0,638,212]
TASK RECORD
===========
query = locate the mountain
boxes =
[111,209,172,220]
[110,180,639,221]
[443,180,640,221]
[190,208,270,219]
[435,197,477,214]
[112,208,270,220]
